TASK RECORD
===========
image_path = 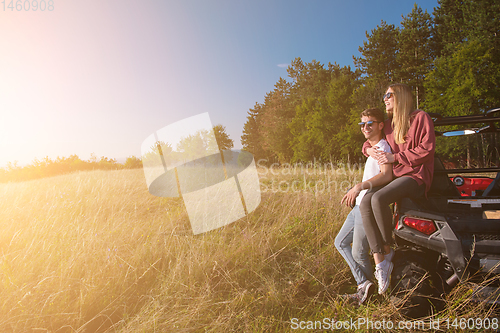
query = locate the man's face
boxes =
[360,116,383,141]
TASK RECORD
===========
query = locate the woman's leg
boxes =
[361,177,425,294]
[360,188,385,255]
[370,177,425,245]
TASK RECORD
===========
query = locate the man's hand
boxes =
[341,184,362,208]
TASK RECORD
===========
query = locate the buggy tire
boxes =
[390,248,445,319]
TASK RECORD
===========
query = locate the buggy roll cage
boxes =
[429,107,500,174]
[429,107,500,127]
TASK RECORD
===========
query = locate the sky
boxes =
[0,0,439,168]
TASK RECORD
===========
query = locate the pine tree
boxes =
[397,4,433,108]
[241,103,269,163]
[213,124,234,151]
[353,20,400,110]
[354,20,399,85]
[425,0,500,115]
[289,64,360,162]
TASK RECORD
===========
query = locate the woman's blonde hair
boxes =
[389,83,414,144]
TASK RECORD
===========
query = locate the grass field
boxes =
[0,167,496,332]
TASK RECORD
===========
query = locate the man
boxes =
[334,108,393,305]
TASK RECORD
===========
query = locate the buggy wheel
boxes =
[390,248,445,319]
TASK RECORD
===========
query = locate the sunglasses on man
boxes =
[358,120,381,128]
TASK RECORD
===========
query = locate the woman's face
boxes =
[384,88,395,115]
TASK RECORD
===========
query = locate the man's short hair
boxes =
[360,108,384,123]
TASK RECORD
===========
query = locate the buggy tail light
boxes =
[403,217,437,236]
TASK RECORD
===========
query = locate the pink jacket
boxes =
[363,110,435,194]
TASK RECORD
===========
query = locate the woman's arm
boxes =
[362,140,379,159]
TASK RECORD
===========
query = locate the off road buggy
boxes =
[390,108,500,318]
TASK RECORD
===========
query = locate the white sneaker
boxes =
[339,280,374,305]
[357,280,375,304]
[375,261,393,295]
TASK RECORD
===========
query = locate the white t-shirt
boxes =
[355,138,392,206]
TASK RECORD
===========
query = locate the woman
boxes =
[360,83,435,295]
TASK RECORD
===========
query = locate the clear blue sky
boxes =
[0,0,438,167]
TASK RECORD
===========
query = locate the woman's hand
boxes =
[366,147,377,159]
[341,184,362,208]
[375,151,395,164]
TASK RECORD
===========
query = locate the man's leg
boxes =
[334,209,367,286]
[351,206,373,282]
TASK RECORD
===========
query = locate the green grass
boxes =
[0,167,497,332]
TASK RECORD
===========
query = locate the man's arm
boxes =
[341,163,393,207]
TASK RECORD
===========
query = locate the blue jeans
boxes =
[334,205,373,285]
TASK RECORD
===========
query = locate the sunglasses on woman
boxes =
[383,92,394,100]
[358,120,381,128]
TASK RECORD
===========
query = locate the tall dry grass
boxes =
[0,167,497,332]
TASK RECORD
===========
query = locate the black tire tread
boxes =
[390,248,445,318]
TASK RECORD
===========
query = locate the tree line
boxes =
[0,155,143,183]
[240,0,500,167]
[142,124,235,168]
[1,124,234,183]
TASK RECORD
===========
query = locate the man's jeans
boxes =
[334,205,373,285]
